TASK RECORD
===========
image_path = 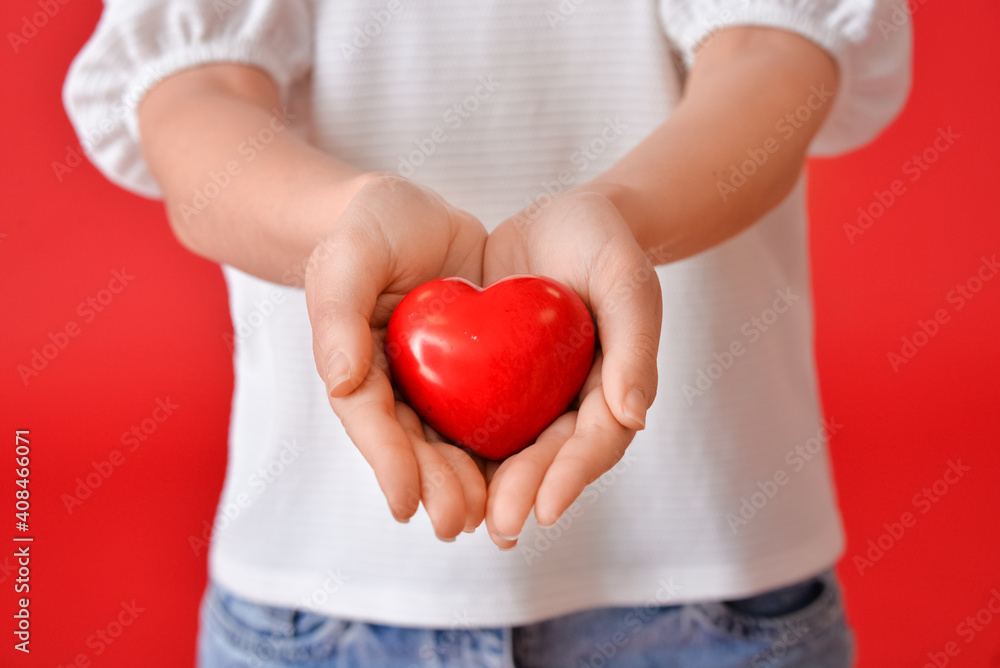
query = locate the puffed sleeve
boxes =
[63,0,313,198]
[659,0,912,155]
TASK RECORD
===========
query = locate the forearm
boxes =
[586,27,839,262]
[138,63,373,286]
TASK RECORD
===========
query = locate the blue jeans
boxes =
[197,570,853,667]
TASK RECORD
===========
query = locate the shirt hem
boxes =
[208,524,845,628]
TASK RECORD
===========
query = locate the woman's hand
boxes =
[481,189,662,548]
[305,174,488,540]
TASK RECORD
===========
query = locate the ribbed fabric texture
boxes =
[63,0,910,626]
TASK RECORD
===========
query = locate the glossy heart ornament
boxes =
[386,275,595,460]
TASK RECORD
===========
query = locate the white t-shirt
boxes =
[64,0,910,627]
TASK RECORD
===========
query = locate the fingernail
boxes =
[439,536,456,543]
[463,527,477,534]
[326,351,351,394]
[624,388,647,429]
[498,543,517,551]
[496,532,520,542]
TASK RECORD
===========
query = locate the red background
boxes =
[2,1,998,666]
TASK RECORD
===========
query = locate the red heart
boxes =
[386,275,595,460]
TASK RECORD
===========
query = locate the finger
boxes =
[589,249,662,430]
[533,388,634,527]
[485,413,575,549]
[306,214,392,399]
[419,418,487,532]
[397,403,469,541]
[431,442,487,533]
[329,366,420,522]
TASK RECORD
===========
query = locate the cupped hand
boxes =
[482,189,662,549]
[304,174,488,540]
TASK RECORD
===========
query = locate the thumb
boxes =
[590,254,662,430]
[305,223,391,398]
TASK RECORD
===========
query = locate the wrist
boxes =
[572,179,667,259]
[282,163,380,227]
[276,171,383,287]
